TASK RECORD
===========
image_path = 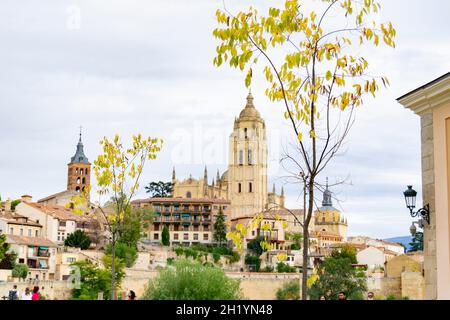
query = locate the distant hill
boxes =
[384,236,413,251]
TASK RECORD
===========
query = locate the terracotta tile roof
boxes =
[132,197,231,205]
[6,234,58,247]
[37,190,73,203]
[27,203,94,223]
[265,208,304,217]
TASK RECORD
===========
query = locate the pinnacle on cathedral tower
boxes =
[70,127,90,164]
[322,177,333,207]
[238,91,262,120]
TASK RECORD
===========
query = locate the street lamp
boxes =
[403,185,430,225]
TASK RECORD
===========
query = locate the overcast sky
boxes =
[0,0,449,239]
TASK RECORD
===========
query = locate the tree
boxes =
[244,254,261,272]
[161,225,170,246]
[141,259,242,300]
[106,242,138,268]
[12,263,28,280]
[213,0,395,299]
[331,243,358,264]
[70,134,163,300]
[213,207,227,246]
[0,234,9,262]
[276,281,300,300]
[118,206,153,248]
[309,247,367,300]
[247,236,265,256]
[70,258,124,300]
[10,200,21,211]
[409,232,423,252]
[145,181,173,198]
[65,230,92,250]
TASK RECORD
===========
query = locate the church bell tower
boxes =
[228,92,268,219]
[67,129,91,195]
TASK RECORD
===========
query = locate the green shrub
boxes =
[386,294,398,300]
[141,259,242,300]
[262,265,274,273]
[64,230,92,250]
[245,255,261,272]
[276,262,296,273]
[212,252,221,263]
[12,263,28,279]
[276,281,300,300]
[106,242,138,268]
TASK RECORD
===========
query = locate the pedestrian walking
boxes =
[128,290,136,300]
[31,286,40,300]
[22,287,32,300]
[8,285,18,300]
[367,292,374,300]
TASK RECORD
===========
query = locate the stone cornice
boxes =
[397,73,450,115]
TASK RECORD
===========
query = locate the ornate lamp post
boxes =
[403,185,430,225]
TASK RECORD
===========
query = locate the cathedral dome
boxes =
[221,170,229,182]
[238,92,262,120]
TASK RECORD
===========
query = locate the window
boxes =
[154,233,159,240]
[28,229,32,237]
[248,149,253,165]
[193,234,199,241]
[238,183,242,193]
[244,128,248,138]
[67,257,76,263]
[154,225,159,231]
[186,191,192,198]
[35,230,39,237]
[239,150,243,165]
[183,233,189,240]
[249,182,253,193]
[322,217,325,223]
[85,168,88,175]
[10,228,13,235]
[80,169,84,175]
[174,233,179,240]
[203,234,209,241]
[20,228,24,236]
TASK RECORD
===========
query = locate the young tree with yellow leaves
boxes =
[213,0,395,299]
[71,134,162,300]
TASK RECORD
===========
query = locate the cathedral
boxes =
[172,93,285,219]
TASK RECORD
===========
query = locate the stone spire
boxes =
[322,178,333,207]
[281,186,284,196]
[70,127,89,164]
[172,167,176,182]
[272,183,276,194]
[204,166,208,181]
[216,169,220,183]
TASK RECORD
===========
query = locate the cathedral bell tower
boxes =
[67,129,91,196]
[228,92,268,219]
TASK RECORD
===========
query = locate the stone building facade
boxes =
[398,72,450,299]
